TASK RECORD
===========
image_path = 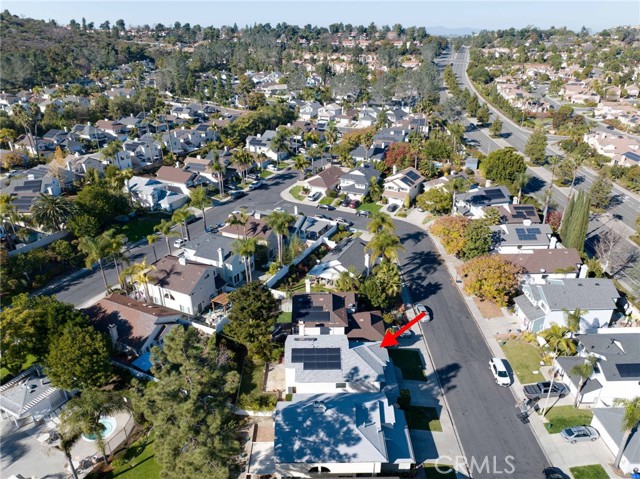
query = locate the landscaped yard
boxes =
[239,360,265,397]
[542,405,594,434]
[319,195,334,205]
[289,185,306,201]
[569,464,609,479]
[277,311,292,324]
[111,215,168,243]
[388,349,427,381]
[500,338,544,384]
[424,464,457,478]
[259,170,273,179]
[357,202,383,214]
[88,433,161,479]
[1,354,36,384]
[406,406,442,431]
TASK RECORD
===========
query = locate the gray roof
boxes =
[535,279,619,311]
[182,234,237,263]
[284,335,386,384]
[0,367,69,419]
[320,237,368,275]
[514,295,545,322]
[593,408,640,464]
[341,166,380,186]
[491,224,552,247]
[274,392,414,465]
[576,332,640,381]
[456,186,511,207]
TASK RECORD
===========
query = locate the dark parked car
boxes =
[230,191,247,199]
[317,203,335,211]
[341,198,351,207]
[388,203,399,213]
[523,382,568,401]
[355,210,370,217]
[308,192,322,202]
[542,467,568,479]
[348,199,360,209]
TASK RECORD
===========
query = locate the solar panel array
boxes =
[300,306,331,323]
[291,347,341,370]
[484,188,506,200]
[616,363,640,379]
[515,227,542,241]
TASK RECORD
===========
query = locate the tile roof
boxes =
[307,166,344,189]
[292,292,356,328]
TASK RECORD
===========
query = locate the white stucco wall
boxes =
[277,461,381,477]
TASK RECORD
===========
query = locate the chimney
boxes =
[298,319,305,337]
[175,161,180,168]
[364,253,371,276]
[197,154,201,159]
[523,219,532,226]
[549,236,558,249]
[312,400,327,413]
[217,247,224,266]
[579,263,588,278]
[392,165,397,175]
[294,205,298,216]
[108,324,118,345]
[305,278,311,293]
[178,256,187,266]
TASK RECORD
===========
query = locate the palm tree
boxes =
[570,356,599,407]
[172,206,192,241]
[147,234,159,262]
[293,155,310,180]
[373,261,402,297]
[539,324,576,356]
[154,219,179,255]
[77,235,110,290]
[325,122,338,148]
[564,308,587,334]
[0,128,16,151]
[31,194,75,232]
[102,229,129,289]
[0,193,21,247]
[612,397,640,470]
[447,122,465,157]
[367,211,395,235]
[125,259,156,303]
[100,140,124,169]
[366,230,404,264]
[270,128,290,168]
[338,150,355,169]
[228,208,249,237]
[307,145,323,174]
[514,172,529,204]
[266,210,295,263]
[54,418,83,479]
[336,267,361,291]
[232,237,257,283]
[61,389,126,464]
[231,149,252,182]
[209,156,226,196]
[190,185,209,231]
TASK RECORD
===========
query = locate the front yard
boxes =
[87,432,160,479]
[357,202,383,214]
[500,338,544,384]
[289,185,307,201]
[111,215,169,243]
[388,349,427,381]
[569,465,610,479]
[542,406,594,434]
[406,406,442,431]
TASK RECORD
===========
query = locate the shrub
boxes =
[461,255,523,306]
[238,391,278,411]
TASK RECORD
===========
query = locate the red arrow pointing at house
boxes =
[380,312,426,348]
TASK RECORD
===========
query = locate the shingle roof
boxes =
[501,249,581,275]
[149,256,215,295]
[537,278,619,311]
[320,237,368,275]
[593,408,640,464]
[292,292,355,328]
[307,166,344,189]
[220,217,273,241]
[576,332,640,381]
[156,166,196,184]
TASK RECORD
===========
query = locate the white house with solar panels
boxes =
[382,167,425,206]
[490,223,555,253]
[454,185,511,218]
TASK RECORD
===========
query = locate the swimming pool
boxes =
[82,417,117,442]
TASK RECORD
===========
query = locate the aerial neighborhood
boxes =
[1,9,640,479]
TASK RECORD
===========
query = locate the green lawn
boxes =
[406,406,442,431]
[542,406,594,434]
[569,464,610,479]
[500,339,544,384]
[1,355,37,384]
[111,216,167,243]
[290,185,306,201]
[319,195,334,205]
[90,434,160,479]
[260,170,274,179]
[388,349,427,381]
[239,360,265,396]
[357,202,383,214]
[424,464,457,478]
[277,311,292,324]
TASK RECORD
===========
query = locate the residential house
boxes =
[4,166,67,213]
[64,153,105,179]
[126,176,189,212]
[339,166,381,200]
[500,248,584,285]
[299,101,323,120]
[308,237,370,284]
[292,216,334,241]
[95,120,128,140]
[220,215,278,259]
[292,292,385,341]
[85,294,183,359]
[275,392,414,477]
[454,186,511,218]
[69,123,108,145]
[305,166,344,195]
[182,234,251,287]
[349,145,387,163]
[583,132,640,166]
[155,166,197,195]
[560,83,600,104]
[490,223,554,253]
[497,204,541,224]
[245,130,287,162]
[554,329,640,410]
[147,255,218,316]
[373,127,408,148]
[318,103,343,122]
[514,278,620,332]
[383,167,425,206]
[591,407,640,474]
[121,138,161,167]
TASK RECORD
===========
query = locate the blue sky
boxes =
[4,1,639,32]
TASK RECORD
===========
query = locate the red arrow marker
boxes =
[380,312,426,348]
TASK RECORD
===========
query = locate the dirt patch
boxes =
[473,297,503,318]
[254,419,275,442]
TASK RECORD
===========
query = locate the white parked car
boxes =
[173,238,187,248]
[489,357,512,386]
[415,303,432,322]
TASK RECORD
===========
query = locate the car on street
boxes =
[317,203,335,211]
[173,238,187,248]
[489,357,512,386]
[274,206,285,213]
[523,382,568,401]
[229,191,247,199]
[542,467,568,479]
[348,199,360,209]
[248,180,264,190]
[335,217,353,227]
[341,198,351,207]
[314,214,331,221]
[560,426,599,444]
[355,209,370,217]
[388,203,399,213]
[415,303,432,322]
[308,192,322,202]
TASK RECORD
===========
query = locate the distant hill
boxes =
[0,10,148,91]
[425,26,477,37]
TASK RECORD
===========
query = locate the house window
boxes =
[336,383,346,389]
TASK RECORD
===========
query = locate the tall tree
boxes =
[489,117,503,137]
[482,148,526,187]
[524,127,548,165]
[232,237,257,283]
[54,419,83,479]
[135,327,240,479]
[589,170,612,210]
[564,307,587,333]
[476,104,490,125]
[209,157,226,196]
[190,186,209,231]
[293,155,309,180]
[172,206,192,241]
[461,255,523,306]
[226,282,280,364]
[460,220,492,260]
[612,397,640,470]
[77,235,111,289]
[125,259,156,303]
[539,324,576,356]
[31,194,75,232]
[559,191,590,252]
[366,230,404,264]
[154,219,179,255]
[367,211,396,235]
[147,234,159,263]
[266,210,294,263]
[101,229,128,289]
[569,356,598,407]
